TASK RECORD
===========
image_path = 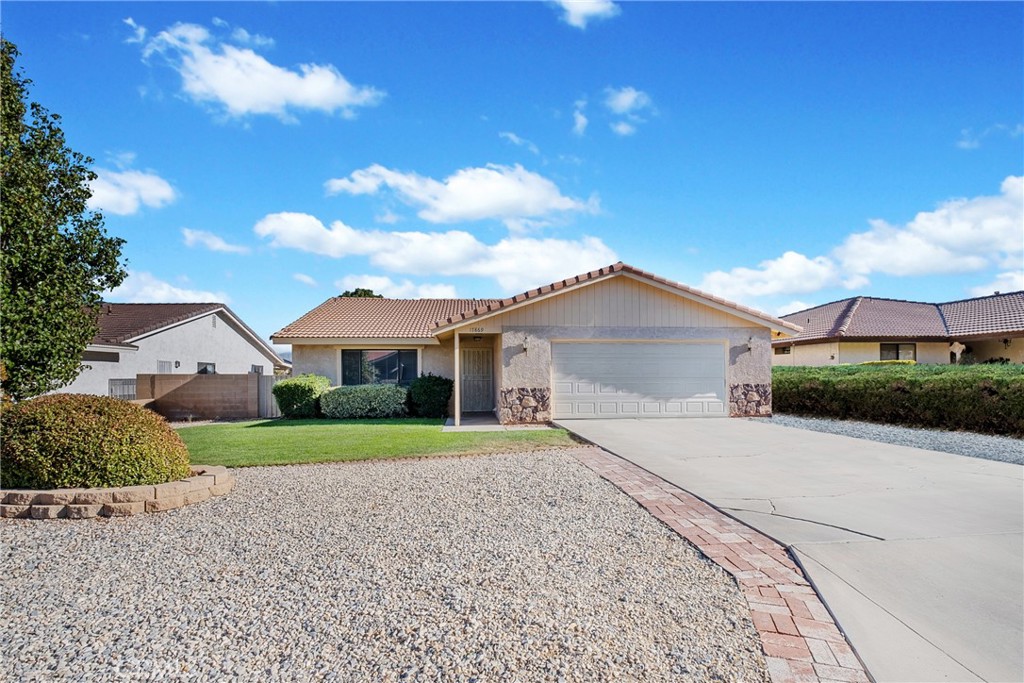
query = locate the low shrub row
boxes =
[773,365,1024,436]
[272,373,454,420]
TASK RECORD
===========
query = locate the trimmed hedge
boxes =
[272,373,331,418]
[408,373,454,418]
[320,384,408,419]
[773,365,1024,436]
[0,394,192,489]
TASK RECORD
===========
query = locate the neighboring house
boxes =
[273,262,801,425]
[772,291,1024,366]
[56,303,288,399]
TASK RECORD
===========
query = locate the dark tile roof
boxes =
[778,291,1024,344]
[272,298,499,340]
[940,292,1024,336]
[93,303,224,345]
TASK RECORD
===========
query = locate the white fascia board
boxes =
[87,342,137,351]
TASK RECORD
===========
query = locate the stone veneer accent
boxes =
[0,466,235,520]
[730,383,772,416]
[498,387,551,424]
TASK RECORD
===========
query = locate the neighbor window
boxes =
[250,364,263,375]
[109,379,136,400]
[157,360,173,373]
[774,347,792,355]
[197,362,216,374]
[880,343,916,361]
[342,350,417,386]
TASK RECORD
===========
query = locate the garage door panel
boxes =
[552,342,726,419]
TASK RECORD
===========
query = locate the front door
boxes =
[460,348,494,412]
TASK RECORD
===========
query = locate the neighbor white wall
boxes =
[56,312,276,396]
[773,340,953,366]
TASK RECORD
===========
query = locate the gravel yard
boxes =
[768,414,1024,465]
[2,449,769,682]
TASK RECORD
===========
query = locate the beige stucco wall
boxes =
[966,337,1024,363]
[772,340,953,366]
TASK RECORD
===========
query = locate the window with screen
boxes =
[341,350,417,386]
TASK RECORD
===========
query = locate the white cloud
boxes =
[553,0,620,29]
[182,228,250,254]
[969,271,1024,297]
[777,301,814,317]
[610,121,635,136]
[140,21,383,121]
[108,271,227,303]
[231,27,274,48]
[254,212,618,293]
[572,107,588,136]
[698,176,1024,302]
[293,273,318,287]
[88,168,176,215]
[335,275,458,299]
[325,163,598,229]
[835,175,1022,277]
[375,209,401,225]
[956,123,1023,150]
[499,131,540,155]
[123,17,146,44]
[699,251,845,302]
[603,86,653,135]
[604,86,652,116]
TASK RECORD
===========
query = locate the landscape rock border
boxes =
[0,466,235,520]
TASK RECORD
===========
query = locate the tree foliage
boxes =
[1,40,126,400]
[340,288,383,298]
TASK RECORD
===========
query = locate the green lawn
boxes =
[177,418,579,468]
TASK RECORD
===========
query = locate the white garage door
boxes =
[552,342,726,419]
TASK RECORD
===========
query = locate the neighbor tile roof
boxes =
[778,291,1024,344]
[940,292,1024,336]
[93,303,223,345]
[432,262,802,332]
[272,298,499,340]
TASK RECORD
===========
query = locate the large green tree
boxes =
[1,40,127,400]
[340,288,383,298]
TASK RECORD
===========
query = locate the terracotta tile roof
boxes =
[778,291,1024,344]
[93,303,224,345]
[272,298,499,340]
[432,262,802,333]
[940,291,1024,336]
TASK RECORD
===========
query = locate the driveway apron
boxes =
[557,418,1024,683]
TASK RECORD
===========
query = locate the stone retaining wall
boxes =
[0,466,235,520]
[498,387,551,424]
[730,383,772,416]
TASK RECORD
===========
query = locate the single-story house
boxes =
[273,262,802,425]
[772,291,1024,366]
[55,303,289,399]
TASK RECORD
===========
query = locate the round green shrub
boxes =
[320,384,408,419]
[408,373,454,417]
[0,394,192,489]
[272,373,332,418]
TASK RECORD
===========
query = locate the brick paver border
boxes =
[573,447,870,683]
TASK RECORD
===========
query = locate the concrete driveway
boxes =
[557,418,1024,683]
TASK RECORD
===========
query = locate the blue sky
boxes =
[5,1,1022,346]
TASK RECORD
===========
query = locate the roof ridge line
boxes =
[833,297,862,337]
[934,302,951,336]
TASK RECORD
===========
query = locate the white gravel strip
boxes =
[768,414,1024,465]
[2,450,769,682]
